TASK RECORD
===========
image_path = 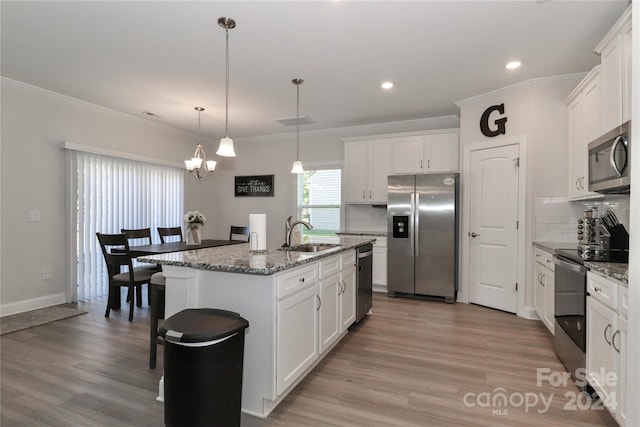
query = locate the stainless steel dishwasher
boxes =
[356,243,373,323]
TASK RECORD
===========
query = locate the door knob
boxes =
[470,232,480,238]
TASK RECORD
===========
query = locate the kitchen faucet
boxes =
[282,216,313,247]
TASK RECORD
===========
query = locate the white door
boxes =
[468,144,519,313]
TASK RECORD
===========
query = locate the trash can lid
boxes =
[159,308,249,343]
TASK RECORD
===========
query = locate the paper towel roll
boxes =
[249,214,267,251]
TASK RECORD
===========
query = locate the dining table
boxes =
[110,239,244,309]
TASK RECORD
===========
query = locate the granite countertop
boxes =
[585,261,629,285]
[138,235,375,276]
[336,230,387,237]
[533,241,629,285]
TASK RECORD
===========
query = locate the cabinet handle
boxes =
[612,330,621,353]
[337,280,342,295]
[420,160,423,169]
[317,294,321,311]
[541,274,546,287]
[299,277,305,283]
[594,286,601,293]
[580,177,585,190]
[576,177,580,190]
[427,159,430,169]
[363,190,366,199]
[369,190,372,199]
[604,324,612,345]
[342,280,346,293]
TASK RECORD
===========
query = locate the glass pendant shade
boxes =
[216,137,236,157]
[291,160,304,174]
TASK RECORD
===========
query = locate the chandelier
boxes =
[184,107,216,179]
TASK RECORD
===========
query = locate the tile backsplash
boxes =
[344,204,387,232]
[535,195,630,243]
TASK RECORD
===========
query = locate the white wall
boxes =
[0,78,206,313]
[456,74,583,314]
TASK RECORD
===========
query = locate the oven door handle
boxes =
[554,256,586,274]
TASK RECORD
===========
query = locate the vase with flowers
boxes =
[184,210,205,245]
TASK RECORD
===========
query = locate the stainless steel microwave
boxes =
[588,121,631,194]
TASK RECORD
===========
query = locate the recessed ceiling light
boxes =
[381,81,394,90]
[505,61,522,70]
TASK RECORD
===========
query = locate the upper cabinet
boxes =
[595,6,632,132]
[343,130,459,204]
[565,67,603,199]
[344,138,392,203]
[391,132,459,174]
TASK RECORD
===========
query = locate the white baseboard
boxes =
[0,292,67,317]
[373,284,387,293]
[519,305,540,320]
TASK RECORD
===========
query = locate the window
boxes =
[74,151,184,300]
[296,168,341,236]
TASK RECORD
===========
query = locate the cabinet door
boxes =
[614,315,627,426]
[567,97,586,197]
[372,247,387,287]
[276,286,319,395]
[368,139,392,203]
[601,37,622,132]
[582,72,604,146]
[534,263,545,320]
[391,136,424,174]
[586,296,616,408]
[319,274,340,354]
[543,268,555,335]
[427,133,459,172]
[622,21,632,123]
[344,141,368,203]
[340,266,357,332]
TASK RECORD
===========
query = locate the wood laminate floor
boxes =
[1,292,617,426]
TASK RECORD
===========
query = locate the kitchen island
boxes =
[138,235,375,418]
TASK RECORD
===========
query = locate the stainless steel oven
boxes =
[588,120,631,194]
[554,251,587,387]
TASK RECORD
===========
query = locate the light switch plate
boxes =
[27,210,41,222]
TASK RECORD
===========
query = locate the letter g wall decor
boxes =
[480,103,508,137]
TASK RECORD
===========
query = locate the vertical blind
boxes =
[296,169,341,233]
[76,152,184,300]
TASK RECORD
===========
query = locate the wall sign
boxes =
[235,175,274,197]
[480,103,507,137]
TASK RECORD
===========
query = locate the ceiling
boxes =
[1,1,630,140]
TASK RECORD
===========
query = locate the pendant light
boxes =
[291,78,304,174]
[184,107,216,179]
[216,17,236,157]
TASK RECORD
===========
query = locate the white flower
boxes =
[184,210,206,228]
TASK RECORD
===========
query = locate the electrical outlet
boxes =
[41,269,51,280]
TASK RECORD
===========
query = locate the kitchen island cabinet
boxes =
[139,236,373,419]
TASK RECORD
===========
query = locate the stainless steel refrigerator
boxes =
[387,173,459,302]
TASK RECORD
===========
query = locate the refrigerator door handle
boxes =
[410,192,416,258]
[414,192,420,258]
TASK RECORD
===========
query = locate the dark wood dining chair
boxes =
[157,227,183,243]
[121,227,158,305]
[96,233,154,321]
[149,271,165,369]
[229,225,250,242]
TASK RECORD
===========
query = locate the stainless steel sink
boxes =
[280,243,340,252]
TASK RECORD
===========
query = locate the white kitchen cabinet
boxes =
[339,266,356,332]
[565,66,602,199]
[533,247,554,334]
[372,237,387,290]
[276,284,319,395]
[344,139,392,203]
[595,5,632,131]
[586,271,628,425]
[391,132,459,174]
[318,251,357,352]
[318,273,340,354]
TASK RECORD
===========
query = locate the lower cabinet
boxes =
[586,271,627,426]
[276,285,319,395]
[276,251,357,395]
[372,237,387,290]
[533,247,554,334]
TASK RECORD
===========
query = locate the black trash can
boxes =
[159,308,249,427]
